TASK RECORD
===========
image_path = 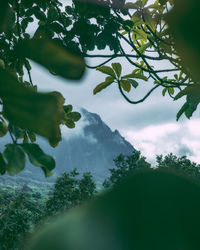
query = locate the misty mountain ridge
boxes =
[0,108,135,187]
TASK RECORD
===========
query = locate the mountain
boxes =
[0,108,135,187]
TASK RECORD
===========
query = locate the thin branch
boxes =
[86,56,116,69]
[8,129,16,144]
[26,66,33,86]
[118,80,160,104]
[83,51,165,61]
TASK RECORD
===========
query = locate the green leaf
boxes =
[138,42,151,54]
[27,131,36,143]
[16,37,85,80]
[0,68,62,145]
[0,153,6,175]
[120,80,131,92]
[0,121,8,137]
[122,71,148,81]
[162,88,167,96]
[3,144,25,175]
[65,119,75,129]
[176,103,189,121]
[174,88,188,100]
[33,8,46,21]
[134,29,147,41]
[48,7,59,21]
[0,1,9,32]
[126,79,138,88]
[63,105,73,114]
[159,0,168,5]
[21,143,55,177]
[125,2,141,9]
[96,66,116,78]
[142,0,148,6]
[111,63,122,78]
[66,112,81,122]
[168,87,174,95]
[184,106,194,119]
[50,22,63,33]
[8,124,24,139]
[93,77,114,95]
[23,133,29,143]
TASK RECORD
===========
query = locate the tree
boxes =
[45,169,96,216]
[103,151,151,188]
[103,151,200,189]
[156,153,200,179]
[0,191,36,250]
[0,0,200,175]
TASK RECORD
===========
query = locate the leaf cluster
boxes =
[0,0,85,176]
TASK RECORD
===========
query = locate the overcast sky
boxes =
[21,0,200,164]
[28,53,200,166]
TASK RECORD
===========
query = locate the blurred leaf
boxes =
[66,112,81,122]
[63,105,73,114]
[50,22,63,33]
[166,0,200,82]
[93,76,114,94]
[175,84,200,120]
[65,119,75,129]
[125,2,141,9]
[111,63,122,78]
[27,131,36,143]
[0,120,8,137]
[0,59,5,69]
[21,143,55,177]
[176,103,189,121]
[3,144,25,175]
[0,68,62,145]
[23,132,29,143]
[26,169,200,250]
[159,0,168,5]
[96,66,116,78]
[0,153,6,175]
[142,0,148,6]
[0,1,9,32]
[16,37,85,80]
[120,80,131,92]
[8,124,24,139]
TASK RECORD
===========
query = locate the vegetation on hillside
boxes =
[1,151,200,249]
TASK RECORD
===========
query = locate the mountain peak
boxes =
[0,108,136,185]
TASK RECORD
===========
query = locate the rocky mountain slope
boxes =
[0,108,135,186]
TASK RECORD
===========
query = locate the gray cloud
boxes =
[177,144,193,157]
